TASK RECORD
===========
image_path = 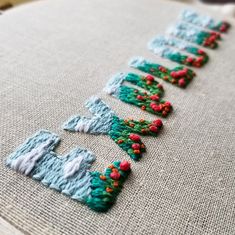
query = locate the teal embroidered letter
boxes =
[104,72,172,117]
[148,36,209,67]
[129,57,195,88]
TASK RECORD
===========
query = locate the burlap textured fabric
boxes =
[0,0,234,234]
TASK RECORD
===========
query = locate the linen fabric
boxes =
[0,0,234,234]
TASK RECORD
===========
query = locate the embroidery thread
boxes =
[104,72,172,117]
[129,57,195,88]
[63,97,163,161]
[181,9,230,33]
[168,22,221,49]
[6,130,131,212]
[148,36,209,67]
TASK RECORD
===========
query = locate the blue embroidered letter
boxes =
[6,130,131,212]
[63,97,163,161]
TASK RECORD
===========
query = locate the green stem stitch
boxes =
[148,36,209,67]
[169,22,221,49]
[129,57,195,88]
[109,116,162,161]
[87,160,131,212]
[209,21,230,33]
[105,73,172,117]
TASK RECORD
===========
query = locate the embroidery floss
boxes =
[63,97,163,161]
[181,9,230,33]
[6,130,131,212]
[168,22,220,49]
[104,72,172,117]
[129,57,195,88]
[148,35,209,67]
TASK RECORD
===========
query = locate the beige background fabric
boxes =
[0,0,234,234]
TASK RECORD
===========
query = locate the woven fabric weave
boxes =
[0,0,234,234]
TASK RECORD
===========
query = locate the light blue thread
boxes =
[6,130,96,202]
[6,130,131,212]
[6,130,60,174]
[168,23,201,43]
[148,36,180,59]
[85,96,115,118]
[181,9,218,28]
[128,57,146,68]
[103,72,125,97]
[63,97,115,134]
[129,57,147,69]
[148,35,188,56]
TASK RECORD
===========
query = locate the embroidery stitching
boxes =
[168,22,221,49]
[63,97,163,161]
[6,130,131,212]
[129,57,195,88]
[104,72,172,117]
[181,9,230,33]
[148,35,209,67]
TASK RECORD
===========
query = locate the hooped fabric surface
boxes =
[0,0,235,234]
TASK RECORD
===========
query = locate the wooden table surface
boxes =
[0,0,32,6]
